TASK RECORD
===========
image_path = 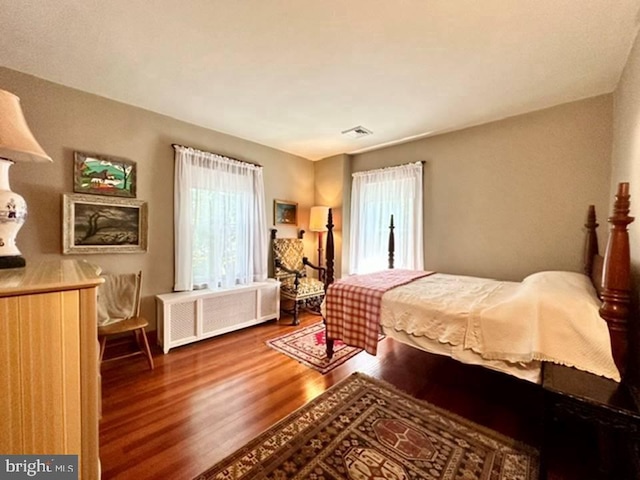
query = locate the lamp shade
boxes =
[309,206,330,232]
[0,89,52,163]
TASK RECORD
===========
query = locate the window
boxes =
[174,146,268,291]
[349,162,424,274]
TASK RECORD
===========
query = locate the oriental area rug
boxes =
[194,372,539,480]
[266,322,378,374]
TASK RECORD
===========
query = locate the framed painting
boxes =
[62,194,148,254]
[73,151,137,198]
[274,199,298,226]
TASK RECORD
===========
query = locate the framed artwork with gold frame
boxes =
[62,193,148,254]
[274,199,298,226]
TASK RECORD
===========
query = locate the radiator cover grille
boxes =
[260,286,278,318]
[202,290,257,333]
[169,301,197,341]
[156,281,280,353]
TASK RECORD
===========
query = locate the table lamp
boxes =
[0,89,52,269]
[309,205,329,267]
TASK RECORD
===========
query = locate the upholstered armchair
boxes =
[271,229,326,325]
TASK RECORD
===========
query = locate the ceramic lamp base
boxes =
[0,255,25,269]
[0,158,27,269]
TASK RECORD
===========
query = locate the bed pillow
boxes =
[521,270,599,305]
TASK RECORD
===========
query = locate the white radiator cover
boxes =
[156,280,280,353]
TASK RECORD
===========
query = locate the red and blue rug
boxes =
[194,372,539,479]
[266,322,378,374]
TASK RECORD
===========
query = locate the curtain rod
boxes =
[352,160,425,177]
[171,143,262,168]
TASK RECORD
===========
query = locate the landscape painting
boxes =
[274,199,298,225]
[74,151,137,198]
[63,194,148,254]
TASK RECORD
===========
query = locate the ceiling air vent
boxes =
[341,125,373,139]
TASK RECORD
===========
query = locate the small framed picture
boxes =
[73,151,137,198]
[62,194,148,254]
[274,199,298,226]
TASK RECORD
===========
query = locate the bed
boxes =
[322,182,634,384]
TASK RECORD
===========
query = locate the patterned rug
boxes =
[266,322,377,374]
[194,372,538,479]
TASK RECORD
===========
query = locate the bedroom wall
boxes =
[611,28,640,379]
[314,153,351,279]
[0,67,315,329]
[350,95,613,282]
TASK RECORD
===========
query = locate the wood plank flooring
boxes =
[99,312,598,479]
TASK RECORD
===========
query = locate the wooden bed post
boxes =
[388,214,395,269]
[583,205,599,276]
[324,208,335,358]
[325,208,335,289]
[600,182,634,378]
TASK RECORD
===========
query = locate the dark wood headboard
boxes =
[324,182,634,377]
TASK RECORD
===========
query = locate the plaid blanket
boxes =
[325,269,434,354]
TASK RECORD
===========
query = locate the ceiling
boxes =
[1,1,639,160]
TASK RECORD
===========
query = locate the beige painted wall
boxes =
[611,29,640,377]
[350,95,613,281]
[1,66,619,330]
[612,29,640,301]
[0,67,315,329]
[314,154,351,279]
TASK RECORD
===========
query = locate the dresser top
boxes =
[0,259,104,297]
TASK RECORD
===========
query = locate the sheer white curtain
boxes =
[349,162,423,274]
[174,146,268,291]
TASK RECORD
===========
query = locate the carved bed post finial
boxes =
[600,182,634,378]
[583,205,599,276]
[388,214,395,269]
[324,208,336,359]
[325,208,335,289]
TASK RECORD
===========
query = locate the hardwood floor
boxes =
[99,312,598,479]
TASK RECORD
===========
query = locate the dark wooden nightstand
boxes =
[542,363,640,479]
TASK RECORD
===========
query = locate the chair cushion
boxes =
[280,277,325,300]
[272,238,305,280]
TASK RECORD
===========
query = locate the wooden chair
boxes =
[98,271,154,370]
[271,229,326,325]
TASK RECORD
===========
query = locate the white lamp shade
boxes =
[309,206,330,232]
[0,89,52,163]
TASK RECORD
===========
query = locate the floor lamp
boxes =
[309,206,329,267]
[0,89,52,269]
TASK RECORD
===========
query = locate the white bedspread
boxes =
[380,271,620,381]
